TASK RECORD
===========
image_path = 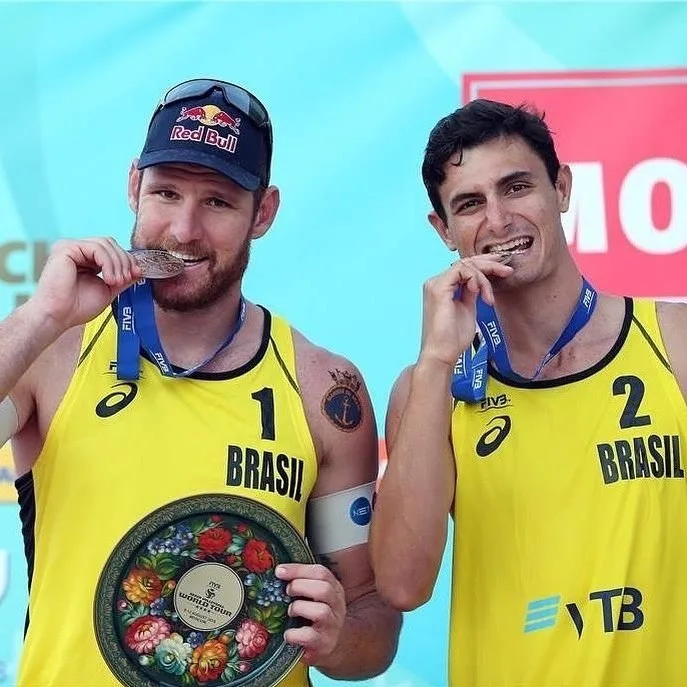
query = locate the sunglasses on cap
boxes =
[154,78,273,184]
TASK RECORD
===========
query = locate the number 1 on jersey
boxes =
[251,387,276,440]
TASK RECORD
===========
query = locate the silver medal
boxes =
[493,252,514,265]
[130,249,185,279]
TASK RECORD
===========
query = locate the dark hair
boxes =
[422,99,560,222]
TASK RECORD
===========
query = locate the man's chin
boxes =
[152,283,223,313]
[491,268,531,292]
[150,253,248,313]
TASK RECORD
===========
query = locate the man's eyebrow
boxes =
[497,170,535,188]
[449,190,481,212]
[449,171,535,212]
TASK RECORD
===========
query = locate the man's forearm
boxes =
[315,591,401,680]
[370,359,455,609]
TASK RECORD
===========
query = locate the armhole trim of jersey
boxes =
[269,335,300,394]
[632,308,671,373]
[78,311,114,367]
[14,469,35,636]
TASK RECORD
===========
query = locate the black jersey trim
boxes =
[14,469,35,636]
[137,306,272,380]
[269,335,300,394]
[487,297,633,389]
[78,311,114,367]
[632,311,671,373]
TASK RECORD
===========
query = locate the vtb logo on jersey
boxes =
[524,586,644,638]
[463,68,687,298]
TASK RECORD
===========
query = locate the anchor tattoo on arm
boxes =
[321,368,363,432]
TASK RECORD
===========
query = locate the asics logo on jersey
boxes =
[476,415,511,457]
[95,382,138,418]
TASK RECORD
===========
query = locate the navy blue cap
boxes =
[137,89,270,191]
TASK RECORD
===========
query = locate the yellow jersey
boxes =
[450,298,687,686]
[15,305,318,687]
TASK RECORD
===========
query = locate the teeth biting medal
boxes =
[129,249,185,279]
[487,236,532,262]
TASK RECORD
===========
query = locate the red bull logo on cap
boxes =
[176,104,241,134]
[171,104,240,154]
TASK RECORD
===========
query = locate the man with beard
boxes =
[1,79,400,687]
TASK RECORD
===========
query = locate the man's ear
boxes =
[556,164,573,214]
[251,186,280,239]
[428,211,458,251]
[128,160,142,213]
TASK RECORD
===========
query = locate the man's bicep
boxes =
[311,360,379,496]
[3,375,35,446]
[306,378,378,554]
[299,351,380,568]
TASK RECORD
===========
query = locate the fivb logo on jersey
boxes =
[463,68,687,298]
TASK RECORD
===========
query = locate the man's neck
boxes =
[491,261,588,373]
[153,287,247,369]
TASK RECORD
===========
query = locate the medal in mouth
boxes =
[130,249,186,279]
[485,236,534,261]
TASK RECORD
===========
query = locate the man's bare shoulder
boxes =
[291,328,367,390]
[657,299,687,322]
[654,299,687,353]
[646,300,687,400]
[292,329,374,402]
[290,328,377,471]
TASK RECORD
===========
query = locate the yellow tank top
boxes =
[449,298,687,686]
[16,306,318,687]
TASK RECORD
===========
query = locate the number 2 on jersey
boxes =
[613,375,651,429]
[251,387,276,440]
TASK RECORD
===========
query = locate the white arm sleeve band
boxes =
[0,396,18,448]
[306,481,376,555]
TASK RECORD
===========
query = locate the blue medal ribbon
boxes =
[116,279,246,380]
[451,278,597,402]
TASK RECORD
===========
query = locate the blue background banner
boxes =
[1,2,686,685]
